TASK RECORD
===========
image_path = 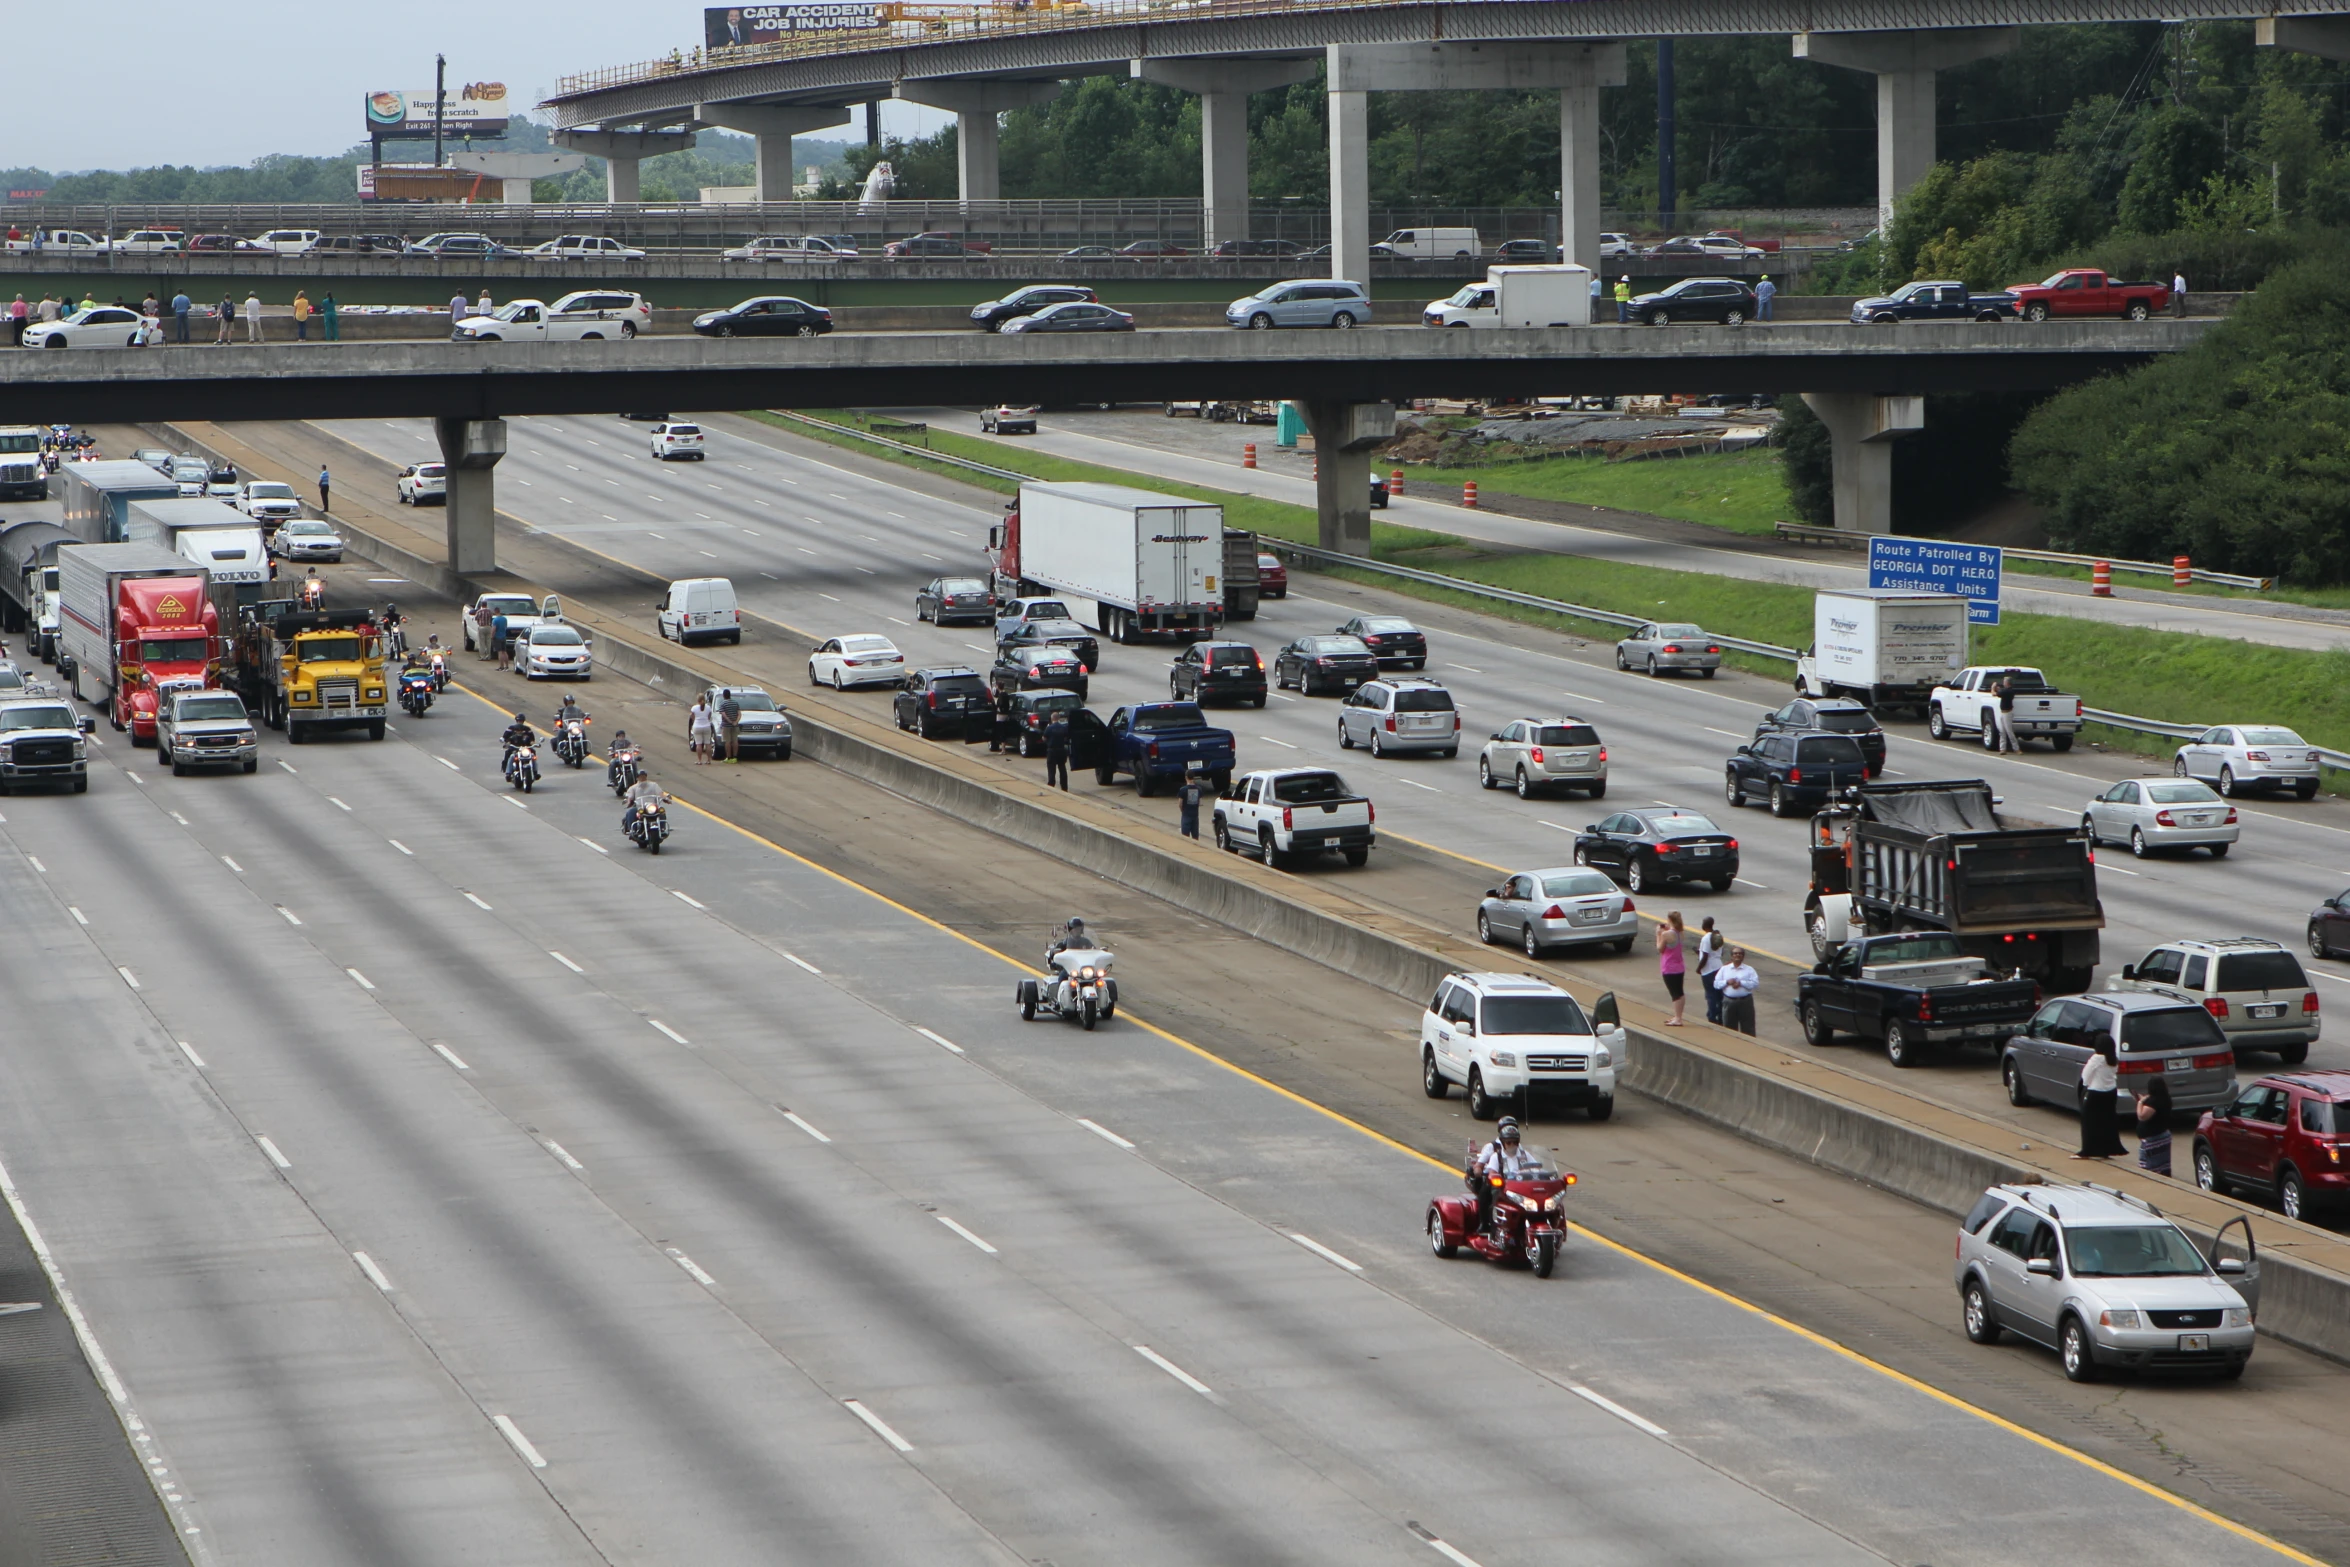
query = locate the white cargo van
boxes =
[658,577,740,646]
[1423,265,1593,328]
[1378,227,1482,260]
[1796,589,1969,713]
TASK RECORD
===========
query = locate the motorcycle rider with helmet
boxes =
[501,711,535,774]
[1471,1118,1537,1235]
[1048,917,1095,958]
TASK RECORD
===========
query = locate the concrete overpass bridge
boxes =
[8,317,2203,572]
[544,0,2350,287]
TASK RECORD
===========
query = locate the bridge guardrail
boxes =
[1770,520,2273,591]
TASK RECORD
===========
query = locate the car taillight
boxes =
[2192,1051,2233,1069]
[1789,767,1802,783]
[2307,991,2323,1014]
[1147,741,1160,759]
[1596,747,1608,763]
[1452,713,1460,730]
[2246,750,2270,761]
[926,692,938,708]
[1917,993,1933,1021]
[2205,997,2230,1019]
[1621,898,1635,914]
[1662,643,1682,654]
[1530,747,1545,764]
[1706,645,1720,654]
[1282,806,1293,830]
[1541,904,1565,920]
[2117,1057,2161,1075]
[2155,810,2175,827]
[2225,808,2238,824]
[1384,716,1396,732]
[1725,839,1736,852]
[1366,800,1376,825]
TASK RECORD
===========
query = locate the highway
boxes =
[8,650,2325,1564]
[302,406,2350,1135]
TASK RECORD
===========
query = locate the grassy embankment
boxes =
[749,410,2350,768]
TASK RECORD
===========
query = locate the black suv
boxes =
[894,667,992,740]
[1754,697,1886,776]
[1170,641,1267,707]
[991,644,1089,702]
[1724,732,1872,816]
[1628,278,1758,326]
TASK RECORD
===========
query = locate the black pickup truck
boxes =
[1796,931,2042,1069]
[1847,280,2018,324]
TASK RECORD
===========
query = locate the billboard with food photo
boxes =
[705,4,883,46]
[365,83,511,139]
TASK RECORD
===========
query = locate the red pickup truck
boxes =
[2003,268,2172,322]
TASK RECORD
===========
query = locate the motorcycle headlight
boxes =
[1490,1051,1516,1069]
[1513,1193,1544,1212]
[1079,966,1096,979]
[1544,1193,1566,1213]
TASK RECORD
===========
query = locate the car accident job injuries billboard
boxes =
[706,3,884,46]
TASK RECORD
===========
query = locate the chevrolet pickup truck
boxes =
[1848,280,2017,324]
[1095,702,1236,795]
[1214,767,1374,869]
[2003,268,2170,322]
[1928,666,2083,752]
[1796,931,2043,1068]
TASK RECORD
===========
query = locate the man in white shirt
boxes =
[1714,948,1760,1035]
[2171,270,2187,318]
[243,293,264,342]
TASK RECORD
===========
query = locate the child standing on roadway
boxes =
[1657,911,1688,1026]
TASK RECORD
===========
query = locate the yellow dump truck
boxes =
[233,605,389,743]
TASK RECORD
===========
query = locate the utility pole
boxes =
[866,101,880,150]
[434,53,447,169]
[1656,39,1676,229]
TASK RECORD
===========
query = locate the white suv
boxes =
[1955,1181,2255,1382]
[251,229,322,254]
[396,463,447,505]
[649,422,706,461]
[1421,971,1623,1122]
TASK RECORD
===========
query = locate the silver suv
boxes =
[1955,1181,2255,1381]
[2109,938,2319,1063]
[1479,716,1605,799]
[1337,677,1459,758]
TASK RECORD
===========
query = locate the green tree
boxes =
[2117,103,2225,233]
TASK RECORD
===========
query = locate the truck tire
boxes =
[288,723,307,745]
[369,720,386,741]
[1927,705,1948,740]
[1801,998,1834,1046]
[2126,301,2150,321]
[1982,720,2000,751]
[2051,734,2073,752]
[1258,826,1283,869]
[1135,769,1155,798]
[1096,762,1116,787]
[1883,1019,1920,1068]
[2024,302,2049,323]
[1344,847,1369,867]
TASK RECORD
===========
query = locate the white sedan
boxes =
[517,623,593,680]
[21,305,156,349]
[270,518,345,562]
[2082,777,2238,858]
[808,634,905,690]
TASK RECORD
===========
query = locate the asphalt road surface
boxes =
[0,632,2323,1565]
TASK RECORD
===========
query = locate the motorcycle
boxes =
[554,716,590,768]
[426,648,450,692]
[298,577,325,611]
[1425,1144,1576,1279]
[1015,924,1117,1031]
[504,742,540,793]
[396,667,435,716]
[608,741,643,795]
[626,803,669,854]
[383,615,408,657]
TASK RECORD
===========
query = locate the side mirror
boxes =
[2120,965,2136,981]
[1484,888,1501,900]
[2025,1258,2057,1277]
[1457,1018,1475,1035]
[2217,1258,2247,1275]
[1489,732,1503,741]
[1735,745,1753,756]
[78,716,96,733]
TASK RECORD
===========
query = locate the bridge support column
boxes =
[1327,43,1627,281]
[1302,401,1396,556]
[893,80,1063,203]
[1134,58,1320,249]
[2258,16,2350,59]
[695,103,850,201]
[1327,84,1370,287]
[552,128,699,204]
[1793,29,2017,233]
[1801,394,1921,535]
[436,417,508,576]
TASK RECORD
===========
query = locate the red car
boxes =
[2003,267,2172,323]
[2192,1070,2350,1222]
[1256,553,1288,599]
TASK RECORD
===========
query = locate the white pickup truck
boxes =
[464,592,562,657]
[1213,767,1375,869]
[1927,666,2083,752]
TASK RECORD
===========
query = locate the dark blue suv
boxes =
[1724,732,1871,817]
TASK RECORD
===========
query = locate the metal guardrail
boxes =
[1770,521,2275,591]
[769,409,1027,482]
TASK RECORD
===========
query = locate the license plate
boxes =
[1693,845,1716,857]
[2178,1333,2210,1352]
[2251,1004,2284,1018]
[2166,1057,2192,1072]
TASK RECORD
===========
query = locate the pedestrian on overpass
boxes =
[293,291,313,342]
[450,290,469,325]
[245,293,263,342]
[215,294,235,344]
[1613,276,1632,324]
[1715,948,1760,1035]
[1754,275,1776,322]
[170,291,190,343]
[1043,710,1072,791]
[322,292,339,341]
[317,465,331,514]
[2171,268,2188,318]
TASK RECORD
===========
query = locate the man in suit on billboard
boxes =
[707,7,754,47]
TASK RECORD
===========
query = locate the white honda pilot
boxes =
[1421,971,1623,1123]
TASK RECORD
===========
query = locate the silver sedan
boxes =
[1614,622,1722,678]
[2174,725,2322,800]
[1476,867,1639,958]
[2082,777,2237,858]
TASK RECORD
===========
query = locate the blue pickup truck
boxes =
[1849,280,2017,324]
[1095,702,1236,795]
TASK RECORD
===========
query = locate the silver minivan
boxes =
[1337,677,1459,757]
[2000,991,2238,1116]
[1479,716,1606,798]
[1226,279,1371,330]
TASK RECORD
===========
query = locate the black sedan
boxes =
[1336,614,1427,670]
[1000,301,1135,335]
[1754,697,1886,776]
[1573,808,1740,894]
[970,284,1098,331]
[893,666,992,739]
[1274,635,1378,696]
[1628,278,1758,326]
[1723,732,1872,817]
[916,575,997,626]
[997,616,1100,672]
[1170,641,1266,707]
[693,296,833,337]
[1208,239,1304,259]
[1116,240,1189,258]
[1060,245,1116,260]
[991,644,1089,702]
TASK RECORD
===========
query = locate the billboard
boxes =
[365,83,511,139]
[705,4,884,46]
[1868,536,2004,626]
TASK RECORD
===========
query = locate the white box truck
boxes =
[989,482,1225,642]
[1422,264,1594,328]
[1795,589,1969,713]
[120,496,274,620]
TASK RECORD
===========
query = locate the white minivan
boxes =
[658,577,740,647]
[1379,227,1482,260]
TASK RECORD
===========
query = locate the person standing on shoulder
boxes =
[1754,274,1775,322]
[215,293,235,344]
[1695,916,1725,1025]
[1043,709,1072,791]
[322,292,339,342]
[717,688,742,763]
[1715,947,1760,1034]
[316,465,330,514]
[171,290,191,343]
[1177,765,1206,840]
[1656,911,1688,1026]
[2075,1039,2126,1158]
[1613,276,1632,324]
[687,695,714,764]
[2171,268,2188,319]
[245,292,264,342]
[292,291,312,342]
[5,295,23,348]
[1994,677,2020,754]
[2135,1076,2174,1177]
[450,290,469,327]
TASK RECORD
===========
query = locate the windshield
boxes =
[1130,705,1206,731]
[1535,725,1600,747]
[1023,692,1081,714]
[1814,709,1877,733]
[171,460,207,477]
[842,636,895,652]
[480,597,535,615]
[2216,951,2308,991]
[1538,871,1617,898]
[2066,1224,2210,1277]
[140,638,209,663]
[530,628,583,646]
[2119,1007,2226,1052]
[940,579,987,594]
[1648,813,1722,837]
[1358,618,1418,634]
[282,521,330,536]
[1018,601,1071,620]
[0,705,74,732]
[1481,994,1592,1035]
[2240,727,2306,745]
[247,483,295,499]
[174,695,247,722]
[2144,782,2220,805]
[933,675,987,695]
[1655,623,1705,639]
[0,669,20,691]
[1393,688,1455,712]
[1495,1153,1562,1180]
[1446,286,1488,307]
[1988,668,2051,692]
[726,691,777,711]
[1206,648,1258,667]
[1795,736,1867,764]
[2303,1100,2350,1135]
[1862,933,1966,964]
[0,434,36,454]
[1313,638,1373,657]
[1271,772,1353,804]
[298,636,362,663]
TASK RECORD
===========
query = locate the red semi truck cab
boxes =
[112,576,221,740]
[2003,268,2172,322]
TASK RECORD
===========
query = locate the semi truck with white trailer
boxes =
[988,482,1226,643]
[57,460,180,545]
[54,542,221,741]
[0,520,76,661]
[1794,589,1969,714]
[119,496,274,622]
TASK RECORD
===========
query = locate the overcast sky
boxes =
[0,1,952,171]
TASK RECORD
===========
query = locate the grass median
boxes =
[752,407,2350,770]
